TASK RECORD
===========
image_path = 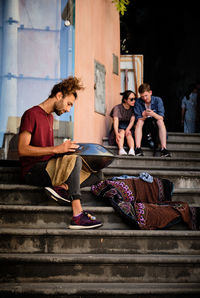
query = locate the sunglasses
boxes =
[128,98,136,102]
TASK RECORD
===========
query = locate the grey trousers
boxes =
[23,155,103,200]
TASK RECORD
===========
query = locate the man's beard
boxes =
[54,108,62,116]
[54,103,62,116]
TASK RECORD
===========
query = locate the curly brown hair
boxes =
[49,76,84,98]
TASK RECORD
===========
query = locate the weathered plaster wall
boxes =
[74,0,120,143]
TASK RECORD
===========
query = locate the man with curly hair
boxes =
[18,76,103,229]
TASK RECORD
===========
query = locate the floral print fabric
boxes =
[91,177,196,230]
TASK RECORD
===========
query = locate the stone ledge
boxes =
[1,253,200,264]
[1,228,200,237]
[0,282,200,296]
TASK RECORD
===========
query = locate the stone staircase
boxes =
[0,132,200,297]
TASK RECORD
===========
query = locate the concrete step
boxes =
[0,253,199,283]
[107,161,200,174]
[1,155,200,185]
[110,155,200,169]
[0,132,199,296]
[103,135,200,150]
[167,132,200,142]
[106,145,200,158]
[1,161,200,188]
[157,140,200,150]
[0,165,20,184]
[1,185,200,205]
[0,228,199,254]
[103,168,200,189]
[1,282,200,298]
[172,188,200,204]
[92,132,200,145]
[103,132,200,143]
[0,185,106,206]
[0,205,129,230]
[0,184,51,205]
[2,203,198,230]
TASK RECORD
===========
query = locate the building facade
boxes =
[74,0,120,143]
[0,0,120,158]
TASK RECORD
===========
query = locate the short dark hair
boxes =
[138,83,151,94]
[120,90,136,103]
[49,76,84,98]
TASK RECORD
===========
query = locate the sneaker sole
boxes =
[45,187,71,203]
[68,223,103,230]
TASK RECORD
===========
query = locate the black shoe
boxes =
[135,147,144,156]
[160,148,171,157]
[45,186,71,205]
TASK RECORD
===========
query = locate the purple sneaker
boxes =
[69,211,103,229]
[45,186,71,205]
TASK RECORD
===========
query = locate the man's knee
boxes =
[135,119,144,129]
[126,130,132,137]
[156,119,165,127]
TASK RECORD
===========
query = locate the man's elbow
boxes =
[18,147,24,157]
[18,145,28,157]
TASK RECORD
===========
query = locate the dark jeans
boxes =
[24,155,103,201]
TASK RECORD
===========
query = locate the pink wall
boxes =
[74,0,120,144]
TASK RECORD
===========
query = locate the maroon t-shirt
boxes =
[19,105,54,177]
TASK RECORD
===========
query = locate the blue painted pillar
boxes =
[0,0,19,145]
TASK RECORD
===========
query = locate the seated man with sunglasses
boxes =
[134,83,171,157]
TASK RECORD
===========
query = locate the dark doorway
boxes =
[121,1,200,132]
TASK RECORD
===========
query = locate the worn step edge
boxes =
[0,184,41,190]
[112,156,200,161]
[104,132,200,137]
[0,206,114,212]
[167,132,200,136]
[0,282,200,295]
[0,203,199,213]
[103,134,200,143]
[0,185,90,191]
[103,168,200,176]
[1,253,200,264]
[1,228,200,237]
[105,144,200,153]
[174,188,200,194]
[0,185,94,191]
[2,155,200,168]
[1,184,200,194]
[107,164,200,171]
